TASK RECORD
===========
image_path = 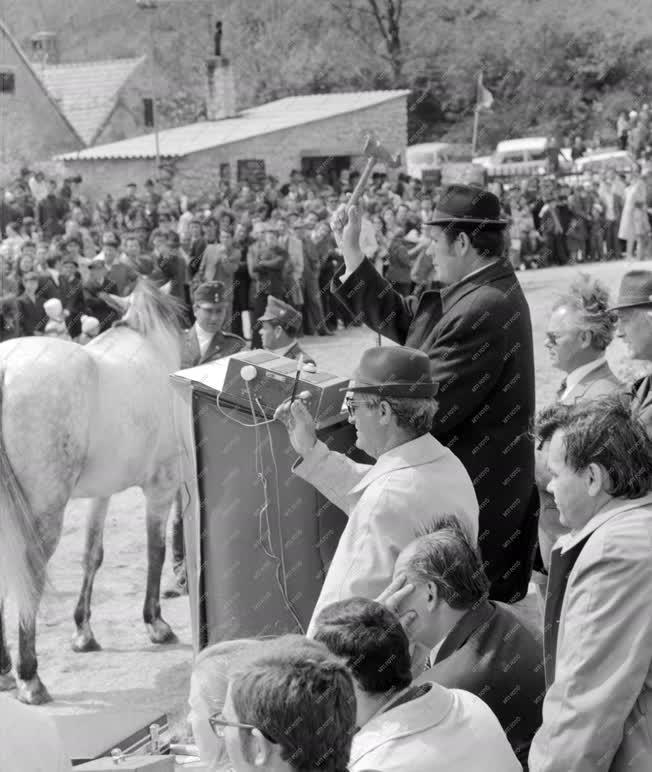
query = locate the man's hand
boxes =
[330,203,364,278]
[375,574,417,633]
[274,394,318,457]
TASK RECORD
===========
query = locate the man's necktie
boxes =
[556,378,567,400]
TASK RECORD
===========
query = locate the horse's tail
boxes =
[0,367,46,620]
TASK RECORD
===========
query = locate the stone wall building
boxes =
[56,61,410,198]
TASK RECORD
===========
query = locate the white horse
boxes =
[0,279,184,704]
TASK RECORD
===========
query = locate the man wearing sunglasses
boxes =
[535,275,621,592]
[212,636,356,772]
[275,345,478,638]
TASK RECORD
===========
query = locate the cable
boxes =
[215,388,276,427]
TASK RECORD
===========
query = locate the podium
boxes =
[171,356,362,650]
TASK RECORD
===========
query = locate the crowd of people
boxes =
[6,179,652,772]
[2,154,651,350]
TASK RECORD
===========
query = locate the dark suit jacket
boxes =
[17,294,47,336]
[631,374,652,438]
[181,325,247,369]
[83,278,121,332]
[333,257,538,602]
[416,600,544,769]
[60,275,85,339]
[538,361,622,569]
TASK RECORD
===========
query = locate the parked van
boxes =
[406,142,484,186]
[574,148,637,174]
[475,137,573,178]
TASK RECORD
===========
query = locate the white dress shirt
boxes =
[561,357,605,401]
[194,323,214,357]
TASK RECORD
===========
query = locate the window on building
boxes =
[0,71,16,95]
[237,159,266,184]
[143,98,154,127]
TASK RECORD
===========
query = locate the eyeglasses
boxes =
[345,396,372,418]
[208,711,276,743]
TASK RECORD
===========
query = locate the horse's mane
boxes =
[114,278,184,367]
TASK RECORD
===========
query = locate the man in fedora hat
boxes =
[275,345,479,637]
[164,281,247,598]
[609,269,652,435]
[330,184,538,603]
[259,295,316,366]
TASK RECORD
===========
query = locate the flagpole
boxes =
[472,108,480,157]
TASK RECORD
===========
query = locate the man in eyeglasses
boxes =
[536,274,621,585]
[215,636,356,772]
[275,345,478,637]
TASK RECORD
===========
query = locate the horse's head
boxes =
[116,278,184,369]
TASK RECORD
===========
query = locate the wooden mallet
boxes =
[348,135,401,207]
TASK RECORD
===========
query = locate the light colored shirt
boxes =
[0,694,72,771]
[561,356,606,401]
[350,682,520,772]
[194,323,214,357]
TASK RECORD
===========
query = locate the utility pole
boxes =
[137,0,160,176]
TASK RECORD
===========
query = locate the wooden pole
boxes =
[471,108,480,157]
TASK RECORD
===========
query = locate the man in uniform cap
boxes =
[610,269,652,436]
[259,295,316,366]
[164,281,247,597]
[330,184,538,603]
[275,345,479,637]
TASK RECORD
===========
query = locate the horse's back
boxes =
[0,337,95,514]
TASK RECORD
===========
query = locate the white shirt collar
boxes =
[194,323,214,355]
[561,356,606,399]
[558,492,652,553]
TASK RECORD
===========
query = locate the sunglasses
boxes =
[345,396,373,418]
[209,712,276,743]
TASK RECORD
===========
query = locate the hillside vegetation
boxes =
[3,0,650,151]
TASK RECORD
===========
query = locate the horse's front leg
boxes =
[143,470,178,644]
[0,601,16,691]
[72,497,110,652]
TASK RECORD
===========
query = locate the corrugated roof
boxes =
[55,90,410,161]
[40,57,145,145]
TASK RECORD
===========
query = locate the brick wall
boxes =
[0,28,83,181]
[61,95,408,200]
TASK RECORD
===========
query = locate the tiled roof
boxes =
[40,57,145,145]
[55,89,410,161]
[0,20,84,147]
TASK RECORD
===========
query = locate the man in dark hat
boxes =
[259,295,316,366]
[609,269,652,435]
[275,346,479,636]
[164,281,247,598]
[330,184,538,603]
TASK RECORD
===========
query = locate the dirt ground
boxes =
[4,258,651,730]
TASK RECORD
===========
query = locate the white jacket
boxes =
[294,432,479,636]
[350,681,520,772]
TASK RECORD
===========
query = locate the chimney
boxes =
[205,56,237,121]
[30,31,59,65]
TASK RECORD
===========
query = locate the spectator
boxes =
[37,179,68,240]
[570,135,587,161]
[331,185,538,603]
[530,396,652,771]
[98,231,138,296]
[617,111,629,150]
[299,212,330,337]
[83,257,120,333]
[194,228,240,327]
[249,225,290,348]
[219,636,356,772]
[381,519,544,767]
[60,255,85,340]
[314,598,520,771]
[43,297,71,341]
[259,295,316,365]
[536,274,622,575]
[164,281,247,598]
[599,170,624,260]
[620,166,651,260]
[275,346,478,637]
[610,270,652,434]
[17,271,47,336]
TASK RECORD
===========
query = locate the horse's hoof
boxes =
[0,670,16,691]
[16,677,52,705]
[71,633,102,653]
[147,620,178,645]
